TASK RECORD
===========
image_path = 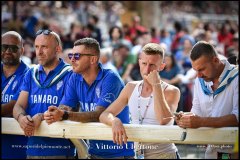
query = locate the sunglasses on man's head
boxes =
[36,29,52,36]
[1,44,20,53]
[68,53,96,60]
[36,29,60,45]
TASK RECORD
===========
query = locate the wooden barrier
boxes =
[2,117,238,145]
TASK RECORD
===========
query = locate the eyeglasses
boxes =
[36,29,52,36]
[36,29,59,45]
[1,44,20,53]
[68,53,96,60]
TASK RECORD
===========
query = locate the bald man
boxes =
[1,31,30,158]
[13,29,75,158]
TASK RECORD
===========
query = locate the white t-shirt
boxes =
[128,81,178,157]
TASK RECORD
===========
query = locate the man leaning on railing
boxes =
[175,41,239,159]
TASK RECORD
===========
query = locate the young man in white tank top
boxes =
[100,43,181,159]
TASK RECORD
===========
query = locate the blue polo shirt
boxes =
[1,61,29,159]
[20,59,75,156]
[60,63,134,158]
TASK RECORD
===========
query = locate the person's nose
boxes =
[145,65,151,74]
[70,56,76,62]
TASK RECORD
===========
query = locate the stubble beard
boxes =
[2,58,19,66]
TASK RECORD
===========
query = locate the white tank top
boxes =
[128,80,178,154]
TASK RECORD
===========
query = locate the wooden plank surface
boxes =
[2,117,238,144]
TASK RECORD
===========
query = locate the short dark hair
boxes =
[190,41,217,61]
[115,43,130,51]
[142,43,164,58]
[109,26,123,40]
[74,37,100,55]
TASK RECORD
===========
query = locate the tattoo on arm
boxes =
[13,104,26,120]
[69,106,106,123]
[59,105,72,111]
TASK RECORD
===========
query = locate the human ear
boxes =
[56,45,62,53]
[159,63,166,71]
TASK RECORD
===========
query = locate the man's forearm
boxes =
[1,100,16,116]
[13,104,26,121]
[99,111,117,126]
[200,114,238,127]
[153,84,173,124]
[68,111,102,123]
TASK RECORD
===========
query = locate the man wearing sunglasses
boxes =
[13,29,75,158]
[44,38,135,159]
[1,31,30,159]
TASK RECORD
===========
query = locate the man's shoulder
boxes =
[165,83,180,95]
[66,72,81,80]
[125,81,139,92]
[102,69,123,82]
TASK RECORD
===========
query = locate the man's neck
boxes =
[82,66,100,86]
[43,59,59,75]
[3,63,20,78]
[212,62,225,90]
[142,80,153,97]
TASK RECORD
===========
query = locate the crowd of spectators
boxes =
[2,1,238,112]
[160,1,238,15]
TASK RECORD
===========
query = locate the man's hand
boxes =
[144,70,161,86]
[18,115,34,136]
[44,106,64,125]
[32,113,43,130]
[112,118,128,146]
[177,113,201,128]
[174,111,185,125]
[44,110,52,125]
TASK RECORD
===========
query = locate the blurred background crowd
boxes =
[1,1,239,113]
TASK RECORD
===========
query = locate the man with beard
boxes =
[44,38,135,159]
[1,31,30,159]
[175,41,238,159]
[13,29,75,158]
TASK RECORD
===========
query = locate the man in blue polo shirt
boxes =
[44,38,134,159]
[1,31,30,159]
[13,29,75,158]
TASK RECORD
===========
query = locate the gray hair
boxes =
[2,31,23,47]
[51,31,62,49]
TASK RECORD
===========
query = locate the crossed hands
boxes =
[112,118,128,146]
[18,114,42,137]
[43,105,64,125]
[175,112,201,128]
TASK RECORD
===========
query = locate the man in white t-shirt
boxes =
[175,41,238,159]
[100,43,181,159]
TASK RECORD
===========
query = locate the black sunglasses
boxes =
[1,44,20,53]
[36,29,60,45]
[36,29,52,36]
[68,53,96,60]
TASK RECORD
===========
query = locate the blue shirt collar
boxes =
[1,60,28,77]
[38,58,65,73]
[79,63,104,81]
[15,60,29,75]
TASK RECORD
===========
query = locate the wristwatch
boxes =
[62,110,69,120]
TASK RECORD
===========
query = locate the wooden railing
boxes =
[2,117,238,145]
